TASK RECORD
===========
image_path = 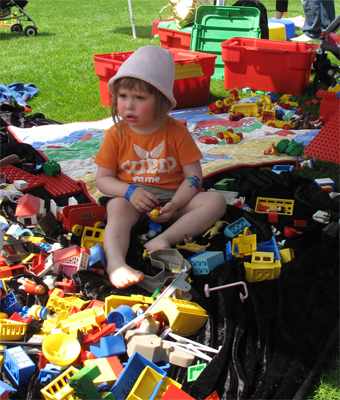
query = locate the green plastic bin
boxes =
[190,6,261,79]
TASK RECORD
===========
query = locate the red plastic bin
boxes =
[221,37,318,95]
[158,20,192,51]
[93,49,216,109]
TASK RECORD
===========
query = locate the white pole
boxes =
[127,0,137,39]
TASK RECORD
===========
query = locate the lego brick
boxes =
[189,251,225,275]
[89,334,126,358]
[69,365,102,399]
[0,292,22,317]
[161,384,195,399]
[224,217,251,238]
[40,366,79,400]
[0,165,45,192]
[257,237,280,260]
[111,351,166,400]
[38,172,83,197]
[272,165,294,174]
[127,365,164,400]
[4,346,35,386]
[304,110,340,164]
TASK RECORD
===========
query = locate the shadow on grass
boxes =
[0,30,56,40]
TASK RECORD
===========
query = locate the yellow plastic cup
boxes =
[42,332,81,366]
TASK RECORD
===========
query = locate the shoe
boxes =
[291,33,319,42]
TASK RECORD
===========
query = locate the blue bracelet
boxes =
[124,185,139,201]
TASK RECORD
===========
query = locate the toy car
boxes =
[216,129,243,143]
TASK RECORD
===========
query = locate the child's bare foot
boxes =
[108,264,144,289]
[144,236,171,252]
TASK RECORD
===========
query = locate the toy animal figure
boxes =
[202,219,228,239]
[176,241,210,254]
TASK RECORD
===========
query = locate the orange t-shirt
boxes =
[94,117,203,190]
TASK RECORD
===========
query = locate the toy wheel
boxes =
[236,132,243,140]
[227,128,234,133]
[217,131,225,139]
[310,115,316,122]
[24,25,37,36]
[215,100,223,108]
[225,137,233,144]
[10,23,22,32]
[313,66,340,92]
[94,221,105,229]
[282,123,291,130]
[72,224,83,236]
[268,122,275,127]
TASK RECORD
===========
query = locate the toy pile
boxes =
[0,145,339,399]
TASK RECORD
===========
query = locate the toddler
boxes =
[95,46,226,289]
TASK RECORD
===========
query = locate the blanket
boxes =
[2,109,339,400]
[9,106,320,201]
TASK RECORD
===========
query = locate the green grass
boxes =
[1,1,339,397]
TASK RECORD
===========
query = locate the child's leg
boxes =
[144,191,226,251]
[104,197,144,289]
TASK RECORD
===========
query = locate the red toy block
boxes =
[38,172,83,198]
[85,299,105,309]
[161,384,195,399]
[0,266,12,278]
[106,355,124,378]
[317,89,340,124]
[268,211,278,223]
[38,352,48,370]
[206,391,220,400]
[304,109,340,164]
[294,220,307,227]
[0,165,45,191]
[56,278,77,293]
[9,312,32,324]
[81,323,116,344]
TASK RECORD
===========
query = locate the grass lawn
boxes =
[1,0,339,398]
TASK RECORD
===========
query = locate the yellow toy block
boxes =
[27,236,47,244]
[230,102,261,117]
[232,234,257,258]
[0,319,27,340]
[127,366,164,400]
[80,226,105,249]
[46,288,89,313]
[84,358,118,386]
[0,345,4,367]
[154,376,182,400]
[279,248,295,263]
[40,366,79,400]
[105,294,154,316]
[150,297,208,337]
[244,251,282,282]
[59,307,106,337]
[255,197,294,216]
[22,253,36,264]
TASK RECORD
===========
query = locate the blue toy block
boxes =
[257,236,281,260]
[272,165,294,174]
[149,221,162,233]
[89,334,126,358]
[268,18,295,40]
[89,243,106,269]
[4,346,35,386]
[189,251,225,275]
[12,227,34,239]
[0,292,22,317]
[111,351,166,400]
[0,222,10,232]
[226,241,232,261]
[0,380,17,396]
[38,368,61,385]
[224,217,251,238]
[106,305,135,329]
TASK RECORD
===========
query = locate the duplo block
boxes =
[4,346,35,386]
[189,251,225,275]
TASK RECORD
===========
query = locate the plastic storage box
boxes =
[93,49,216,109]
[190,5,261,79]
[221,37,318,95]
[158,20,192,50]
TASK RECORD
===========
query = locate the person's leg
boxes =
[144,191,226,251]
[276,0,288,18]
[302,0,322,38]
[320,0,335,29]
[104,197,144,289]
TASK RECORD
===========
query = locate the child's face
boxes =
[117,86,160,134]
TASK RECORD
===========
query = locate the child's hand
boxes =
[148,201,177,223]
[129,187,159,213]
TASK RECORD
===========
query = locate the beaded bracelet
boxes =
[124,185,139,201]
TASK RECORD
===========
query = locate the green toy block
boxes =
[275,139,290,154]
[214,178,235,191]
[69,365,103,399]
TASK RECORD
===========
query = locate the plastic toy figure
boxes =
[202,219,228,239]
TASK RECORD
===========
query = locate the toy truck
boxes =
[62,204,106,236]
[216,129,243,143]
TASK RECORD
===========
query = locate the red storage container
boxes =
[221,37,318,95]
[158,20,192,51]
[93,49,216,109]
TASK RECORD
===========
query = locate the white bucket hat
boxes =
[108,45,177,109]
